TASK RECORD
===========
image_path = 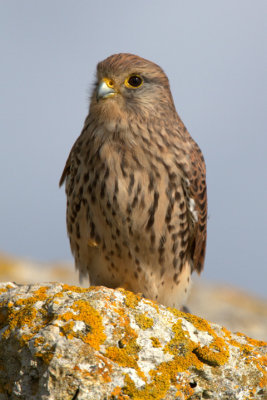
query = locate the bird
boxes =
[60,53,207,309]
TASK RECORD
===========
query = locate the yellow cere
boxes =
[102,77,115,88]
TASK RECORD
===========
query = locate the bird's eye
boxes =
[125,75,143,89]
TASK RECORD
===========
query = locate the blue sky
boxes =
[0,1,266,297]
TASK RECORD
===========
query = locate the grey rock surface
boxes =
[0,282,266,400]
[1,253,266,341]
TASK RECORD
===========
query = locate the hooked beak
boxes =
[97,78,117,100]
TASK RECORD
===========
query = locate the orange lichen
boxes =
[174,372,195,399]
[235,331,266,348]
[123,362,194,400]
[15,286,49,306]
[134,313,154,330]
[71,351,114,384]
[61,284,90,294]
[59,299,106,350]
[0,285,13,294]
[106,323,140,370]
[172,310,230,366]
[59,320,75,340]
[123,373,169,400]
[120,319,203,400]
[120,289,141,309]
[119,308,235,400]
[110,386,128,399]
[222,326,267,387]
[34,336,45,347]
[164,319,203,371]
[0,285,107,351]
[150,337,161,348]
[1,299,38,340]
[35,344,55,364]
[95,354,113,383]
[0,286,54,346]
[105,301,148,382]
[73,365,93,380]
[192,336,229,367]
[1,285,266,398]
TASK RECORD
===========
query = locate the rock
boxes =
[0,283,266,400]
[0,252,76,285]
[187,280,267,342]
[1,253,267,341]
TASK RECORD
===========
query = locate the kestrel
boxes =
[60,53,207,309]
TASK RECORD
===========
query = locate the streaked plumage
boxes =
[60,53,207,308]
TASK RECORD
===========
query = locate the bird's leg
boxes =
[115,282,133,291]
[116,282,144,298]
[180,305,191,313]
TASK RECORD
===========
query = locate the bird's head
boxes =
[89,53,176,123]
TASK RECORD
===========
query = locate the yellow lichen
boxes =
[0,285,107,351]
[119,309,234,399]
[164,319,203,371]
[1,284,266,398]
[222,326,267,388]
[61,284,90,294]
[34,336,45,347]
[106,323,140,370]
[120,289,141,309]
[123,360,194,400]
[123,373,169,400]
[59,321,75,340]
[222,324,267,390]
[104,302,148,382]
[134,313,154,330]
[172,310,230,366]
[235,331,266,348]
[95,354,113,383]
[35,344,55,364]
[59,299,106,350]
[120,319,203,400]
[0,286,11,294]
[110,386,127,399]
[193,337,229,367]
[150,337,161,348]
[15,286,49,306]
[1,300,38,340]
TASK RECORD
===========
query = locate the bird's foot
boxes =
[180,305,191,313]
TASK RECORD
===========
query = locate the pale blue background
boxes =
[1,1,266,297]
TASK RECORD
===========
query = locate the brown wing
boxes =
[59,155,71,187]
[183,142,207,274]
[59,134,82,187]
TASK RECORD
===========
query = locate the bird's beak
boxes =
[97,78,117,100]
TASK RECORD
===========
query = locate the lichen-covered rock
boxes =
[0,283,266,400]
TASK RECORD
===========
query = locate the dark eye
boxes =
[125,75,143,88]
